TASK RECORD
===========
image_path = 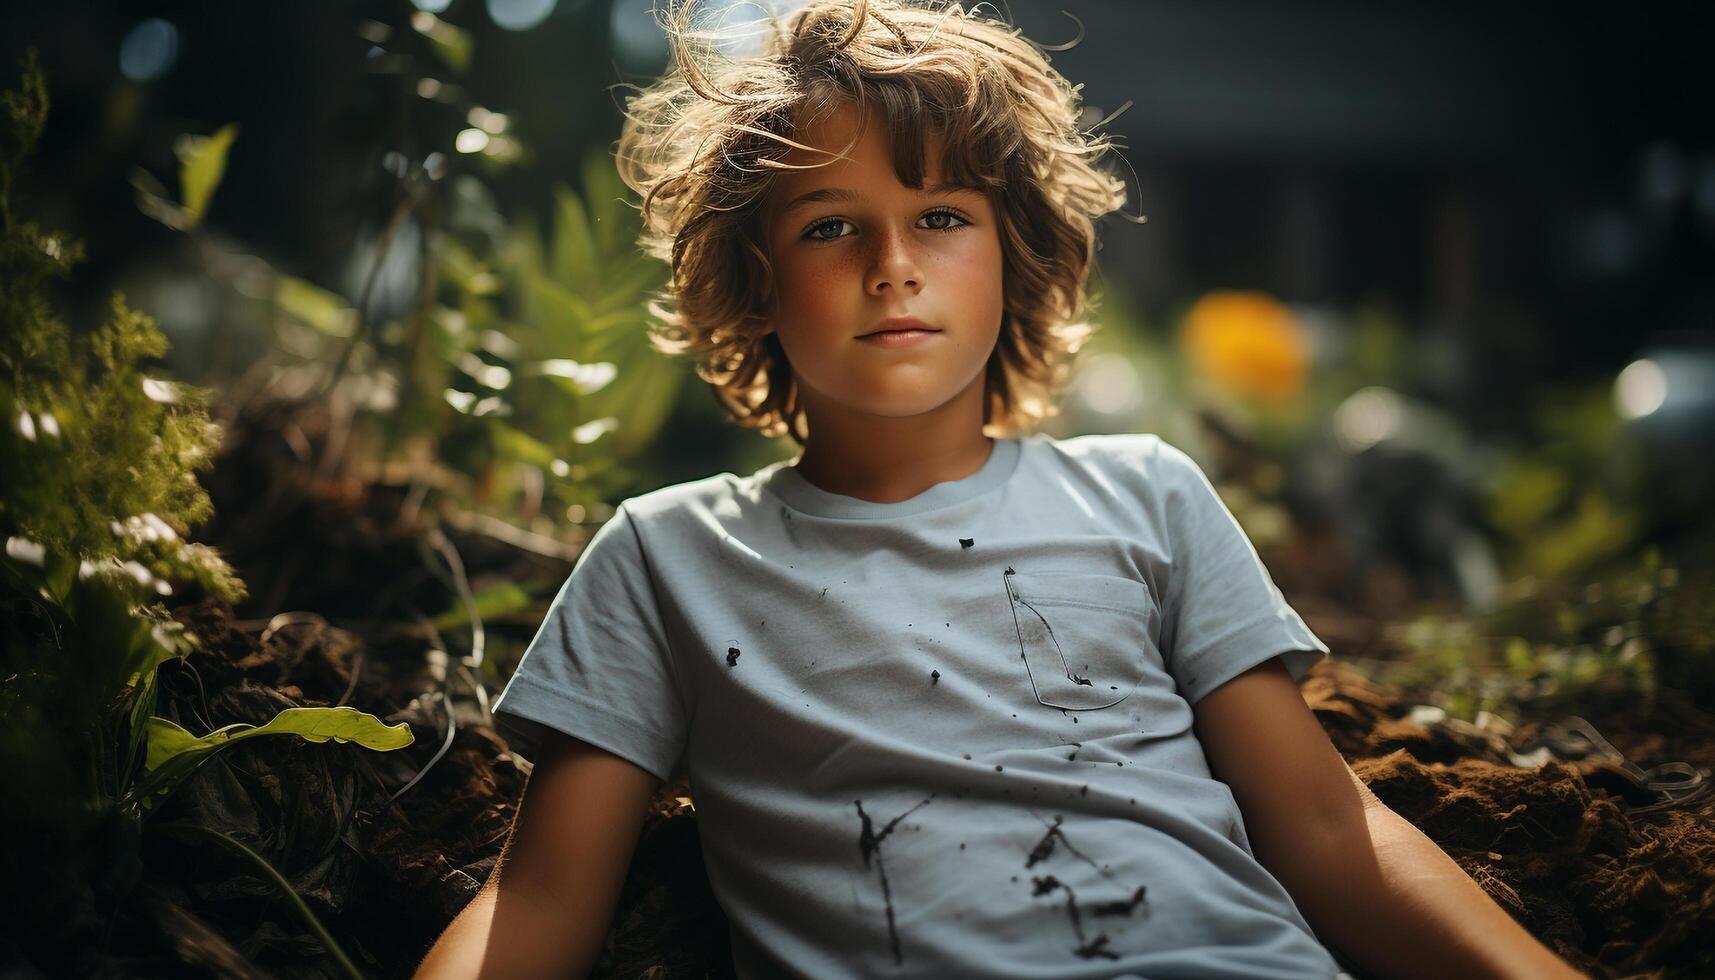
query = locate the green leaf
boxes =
[571,416,620,445]
[413,12,472,74]
[176,123,238,227]
[489,420,556,467]
[128,706,413,816]
[581,152,632,254]
[523,274,595,355]
[605,353,683,458]
[551,186,599,293]
[1503,637,1536,679]
[430,581,533,633]
[275,275,358,338]
[525,358,617,396]
[589,256,666,317]
[438,237,502,296]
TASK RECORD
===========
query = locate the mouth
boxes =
[858,318,940,339]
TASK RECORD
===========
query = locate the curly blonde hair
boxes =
[614,0,1130,444]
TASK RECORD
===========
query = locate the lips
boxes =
[859,317,939,338]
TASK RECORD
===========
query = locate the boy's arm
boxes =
[1191,657,1586,980]
[415,729,660,979]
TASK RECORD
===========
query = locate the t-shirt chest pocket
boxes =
[1004,570,1163,711]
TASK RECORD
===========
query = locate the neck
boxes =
[792,381,996,505]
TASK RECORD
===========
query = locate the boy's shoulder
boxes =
[612,457,786,524]
[1038,431,1215,504]
[1041,429,1192,474]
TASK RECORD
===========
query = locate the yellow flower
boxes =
[1180,290,1309,402]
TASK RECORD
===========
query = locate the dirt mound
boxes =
[1302,661,1715,979]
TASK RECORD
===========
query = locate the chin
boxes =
[849,390,967,420]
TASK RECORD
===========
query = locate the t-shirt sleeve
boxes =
[490,502,688,782]
[1153,440,1330,707]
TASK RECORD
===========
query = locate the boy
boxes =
[418,1,1585,977]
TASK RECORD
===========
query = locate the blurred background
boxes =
[4,0,1712,674]
[5,3,1714,975]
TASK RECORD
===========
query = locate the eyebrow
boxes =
[776,181,979,218]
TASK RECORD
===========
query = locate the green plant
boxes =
[124,8,689,537]
[1482,381,1644,582]
[0,53,410,976]
[1375,547,1707,723]
[392,152,684,521]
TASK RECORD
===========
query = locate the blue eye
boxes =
[804,218,852,242]
[799,209,972,242]
[920,209,971,232]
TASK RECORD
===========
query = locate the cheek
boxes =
[944,236,1006,317]
[773,255,856,321]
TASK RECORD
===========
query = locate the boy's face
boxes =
[758,101,1005,432]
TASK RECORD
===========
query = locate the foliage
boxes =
[378,151,684,521]
[138,25,687,535]
[1079,283,1657,584]
[1067,282,1696,722]
[132,121,239,230]
[133,706,414,816]
[1482,381,1644,582]
[1371,547,1711,723]
[0,54,410,973]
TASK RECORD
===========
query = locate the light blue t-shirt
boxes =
[492,432,1346,979]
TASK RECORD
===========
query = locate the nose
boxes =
[864,226,923,296]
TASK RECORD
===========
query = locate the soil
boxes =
[1301,662,1715,980]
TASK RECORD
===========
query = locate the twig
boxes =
[387,688,458,804]
[145,821,365,980]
